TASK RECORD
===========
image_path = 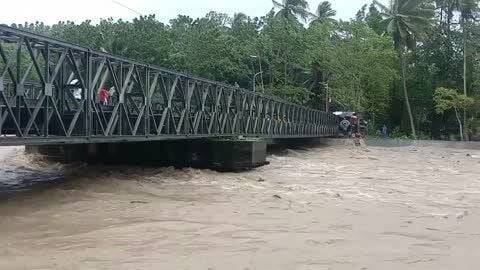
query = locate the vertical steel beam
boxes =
[15,40,21,135]
[43,42,50,137]
[86,51,92,137]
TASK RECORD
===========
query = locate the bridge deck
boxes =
[0,25,338,146]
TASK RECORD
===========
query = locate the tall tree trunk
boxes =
[258,56,264,91]
[399,47,416,138]
[268,59,274,84]
[283,17,288,86]
[454,107,464,141]
[325,83,329,112]
[462,18,469,141]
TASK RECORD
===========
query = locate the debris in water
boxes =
[457,210,469,220]
[273,195,282,199]
[258,178,266,182]
[130,201,149,204]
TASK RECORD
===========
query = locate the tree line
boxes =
[10,0,480,140]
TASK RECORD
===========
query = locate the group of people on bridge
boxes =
[98,87,115,106]
[69,79,115,107]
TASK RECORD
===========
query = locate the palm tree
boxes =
[435,0,477,140]
[375,0,434,138]
[454,0,478,140]
[233,13,249,24]
[439,0,477,25]
[272,0,310,22]
[311,1,337,24]
[272,0,311,85]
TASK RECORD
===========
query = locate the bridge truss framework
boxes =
[0,25,338,146]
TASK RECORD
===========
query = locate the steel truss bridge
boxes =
[0,25,338,146]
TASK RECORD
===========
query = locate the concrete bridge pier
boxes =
[25,138,268,171]
[205,139,268,171]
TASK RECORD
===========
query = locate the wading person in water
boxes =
[350,113,359,137]
[382,124,388,139]
[99,87,110,106]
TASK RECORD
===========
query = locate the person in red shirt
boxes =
[99,87,109,106]
[349,113,359,136]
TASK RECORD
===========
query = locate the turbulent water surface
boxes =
[0,142,480,270]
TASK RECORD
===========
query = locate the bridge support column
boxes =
[24,138,268,171]
[205,138,268,171]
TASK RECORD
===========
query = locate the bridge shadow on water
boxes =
[267,138,347,155]
[0,138,339,200]
[0,159,174,212]
[0,166,63,194]
[0,157,154,199]
[0,147,65,199]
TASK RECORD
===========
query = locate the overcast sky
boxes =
[0,0,376,25]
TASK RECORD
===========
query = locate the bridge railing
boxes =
[0,25,338,145]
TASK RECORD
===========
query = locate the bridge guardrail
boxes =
[0,25,339,145]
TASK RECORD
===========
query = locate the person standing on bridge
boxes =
[99,87,110,106]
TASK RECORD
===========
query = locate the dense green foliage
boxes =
[8,0,480,140]
[434,87,475,139]
[374,0,435,137]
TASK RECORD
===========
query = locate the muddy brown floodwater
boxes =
[0,141,480,270]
